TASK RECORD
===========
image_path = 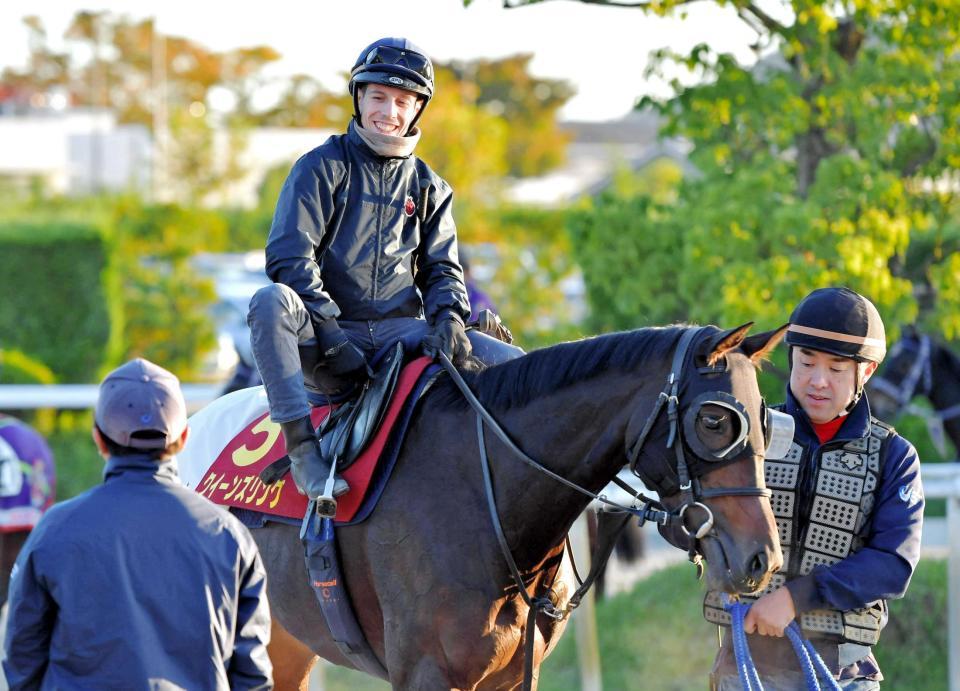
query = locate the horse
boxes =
[251,323,786,690]
[868,325,960,455]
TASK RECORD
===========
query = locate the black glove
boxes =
[315,319,370,380]
[423,312,472,364]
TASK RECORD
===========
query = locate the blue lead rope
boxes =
[723,595,842,691]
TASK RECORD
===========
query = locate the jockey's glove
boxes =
[315,319,371,380]
[423,311,472,365]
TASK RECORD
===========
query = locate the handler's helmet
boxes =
[349,37,434,131]
[784,287,886,364]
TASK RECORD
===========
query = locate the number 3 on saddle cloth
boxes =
[179,344,441,526]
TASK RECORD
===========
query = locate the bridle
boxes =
[870,334,932,414]
[437,326,776,691]
[871,333,960,455]
[624,327,773,562]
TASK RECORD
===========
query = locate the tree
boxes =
[503,0,960,340]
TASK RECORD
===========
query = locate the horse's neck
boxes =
[486,368,658,569]
[929,345,960,446]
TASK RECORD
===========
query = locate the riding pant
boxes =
[248,283,523,423]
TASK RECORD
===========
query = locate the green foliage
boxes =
[537,558,947,690]
[472,205,584,349]
[108,199,223,378]
[0,349,56,385]
[0,220,121,382]
[561,0,960,341]
[43,422,104,500]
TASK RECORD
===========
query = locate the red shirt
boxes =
[811,415,846,444]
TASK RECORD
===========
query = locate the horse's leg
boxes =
[391,656,472,691]
[268,617,319,691]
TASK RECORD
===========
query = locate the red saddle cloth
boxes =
[195,357,432,523]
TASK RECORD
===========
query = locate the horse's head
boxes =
[627,323,787,594]
[867,325,930,421]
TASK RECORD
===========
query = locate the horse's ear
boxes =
[705,322,754,366]
[740,324,789,363]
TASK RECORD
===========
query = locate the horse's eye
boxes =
[701,413,727,431]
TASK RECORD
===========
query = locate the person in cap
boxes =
[247,37,520,505]
[705,287,924,689]
[3,358,273,690]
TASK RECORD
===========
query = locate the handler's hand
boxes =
[743,588,796,637]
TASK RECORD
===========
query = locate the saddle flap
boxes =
[320,342,406,471]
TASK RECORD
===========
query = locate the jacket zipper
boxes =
[372,163,384,303]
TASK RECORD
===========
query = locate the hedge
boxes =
[0,221,122,382]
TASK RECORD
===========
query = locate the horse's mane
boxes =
[433,325,689,412]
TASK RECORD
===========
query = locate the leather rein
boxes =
[436,327,771,691]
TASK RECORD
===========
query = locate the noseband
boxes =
[626,327,772,558]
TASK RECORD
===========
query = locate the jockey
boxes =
[247,37,520,503]
[705,287,924,690]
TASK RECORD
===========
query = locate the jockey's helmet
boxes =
[349,37,434,131]
[784,286,886,364]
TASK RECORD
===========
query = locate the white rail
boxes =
[918,462,960,691]
[0,384,220,413]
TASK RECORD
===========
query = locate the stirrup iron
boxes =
[315,457,340,519]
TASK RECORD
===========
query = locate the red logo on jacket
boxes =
[404,196,416,217]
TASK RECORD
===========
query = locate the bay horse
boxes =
[868,325,960,455]
[253,323,786,690]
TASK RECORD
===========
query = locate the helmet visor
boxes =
[356,45,433,83]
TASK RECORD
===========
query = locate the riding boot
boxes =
[280,416,349,512]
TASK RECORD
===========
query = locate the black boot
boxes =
[280,416,349,506]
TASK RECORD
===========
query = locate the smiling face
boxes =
[357,83,423,136]
[790,347,878,423]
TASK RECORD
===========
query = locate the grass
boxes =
[318,558,948,691]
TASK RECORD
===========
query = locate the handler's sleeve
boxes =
[227,540,273,690]
[786,435,923,613]
[3,538,55,690]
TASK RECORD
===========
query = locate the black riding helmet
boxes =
[785,286,886,411]
[349,37,434,133]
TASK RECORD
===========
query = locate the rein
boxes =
[723,595,841,691]
[438,352,670,691]
[436,327,772,691]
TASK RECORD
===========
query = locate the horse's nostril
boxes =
[750,550,768,580]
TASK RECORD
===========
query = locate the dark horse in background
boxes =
[254,323,786,690]
[868,325,960,456]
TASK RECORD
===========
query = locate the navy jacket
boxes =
[266,120,470,329]
[3,455,272,690]
[722,390,924,679]
[781,389,924,618]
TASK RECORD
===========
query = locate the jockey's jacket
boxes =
[265,119,470,330]
[705,389,924,678]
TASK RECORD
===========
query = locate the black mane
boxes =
[434,325,690,411]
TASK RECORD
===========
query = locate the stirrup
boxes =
[315,459,340,518]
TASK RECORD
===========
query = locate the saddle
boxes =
[260,342,405,485]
